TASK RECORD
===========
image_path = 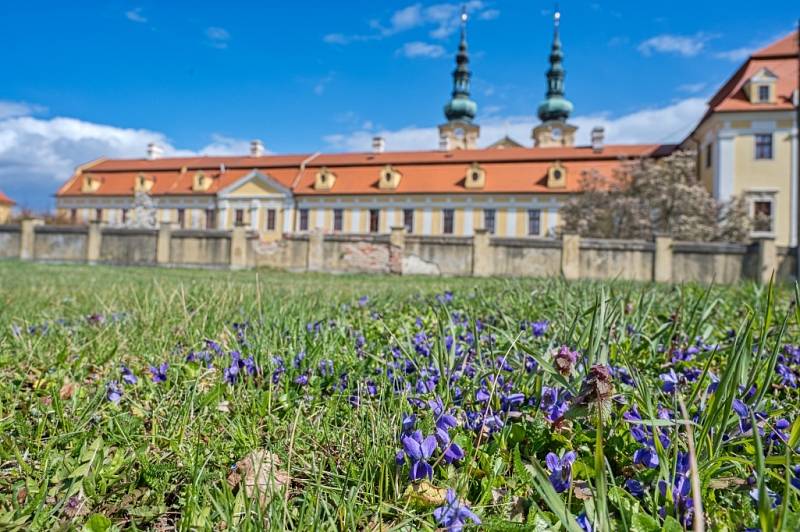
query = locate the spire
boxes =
[444,5,477,123]
[537,4,573,123]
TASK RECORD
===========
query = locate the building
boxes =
[685,31,799,246]
[56,10,673,239]
[0,190,15,224]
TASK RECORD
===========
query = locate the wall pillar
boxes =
[755,236,777,285]
[472,228,491,277]
[156,222,173,265]
[19,218,44,260]
[653,234,673,283]
[561,233,580,280]
[389,226,405,275]
[307,229,324,272]
[86,220,103,264]
[230,226,248,270]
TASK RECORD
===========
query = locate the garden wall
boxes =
[0,219,788,284]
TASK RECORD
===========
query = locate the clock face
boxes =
[551,127,562,139]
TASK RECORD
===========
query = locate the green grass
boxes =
[0,261,798,531]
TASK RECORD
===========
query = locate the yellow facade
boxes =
[0,205,11,224]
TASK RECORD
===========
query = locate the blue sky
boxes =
[0,0,797,209]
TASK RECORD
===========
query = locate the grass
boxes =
[0,261,798,531]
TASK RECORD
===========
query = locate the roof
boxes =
[0,190,15,206]
[703,30,798,117]
[57,144,675,198]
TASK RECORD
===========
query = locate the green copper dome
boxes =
[537,10,573,123]
[444,10,477,123]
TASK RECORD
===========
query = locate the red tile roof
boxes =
[705,31,798,115]
[0,190,15,206]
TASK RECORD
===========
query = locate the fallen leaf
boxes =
[708,477,747,489]
[60,381,76,400]
[217,401,230,413]
[572,480,593,501]
[227,450,289,506]
[402,480,448,508]
[17,487,27,505]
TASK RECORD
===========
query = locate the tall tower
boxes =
[532,7,577,148]
[438,7,479,150]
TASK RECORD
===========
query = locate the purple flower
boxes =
[633,446,660,468]
[401,413,416,435]
[433,489,481,532]
[552,345,579,376]
[660,369,679,393]
[358,295,369,306]
[545,451,576,493]
[732,398,749,418]
[442,442,465,464]
[401,430,437,481]
[625,479,645,498]
[106,381,122,403]
[121,365,137,385]
[750,486,782,508]
[149,362,168,383]
[531,320,549,337]
[294,373,309,386]
[576,513,593,532]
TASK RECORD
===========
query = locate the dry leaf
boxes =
[227,450,289,506]
[217,401,230,413]
[59,381,76,400]
[17,487,27,505]
[572,480,593,501]
[708,477,747,489]
[402,480,448,508]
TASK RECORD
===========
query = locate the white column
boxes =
[350,209,361,233]
[385,208,395,232]
[715,126,736,201]
[283,202,294,233]
[790,123,798,247]
[422,208,432,235]
[218,201,229,229]
[463,208,473,236]
[314,208,325,230]
[547,206,558,236]
[505,208,517,236]
[250,200,260,231]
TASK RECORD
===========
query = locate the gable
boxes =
[229,179,281,196]
[217,170,292,199]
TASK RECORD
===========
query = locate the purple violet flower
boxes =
[149,362,168,383]
[433,489,481,532]
[545,451,576,493]
[106,381,122,403]
[121,365,137,385]
[401,430,437,481]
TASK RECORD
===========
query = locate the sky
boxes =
[0,1,797,210]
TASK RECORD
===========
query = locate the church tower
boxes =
[438,7,479,150]
[532,7,577,148]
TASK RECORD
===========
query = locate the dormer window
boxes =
[81,175,102,193]
[134,173,154,193]
[378,165,401,190]
[757,85,770,102]
[464,162,485,189]
[744,68,777,104]
[314,167,336,190]
[192,171,212,192]
[547,162,567,189]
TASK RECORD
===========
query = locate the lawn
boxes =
[0,262,798,531]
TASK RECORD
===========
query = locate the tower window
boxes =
[484,209,496,234]
[755,134,773,160]
[369,209,380,233]
[757,85,770,102]
[527,209,541,236]
[333,209,343,232]
[299,209,309,231]
[267,209,276,231]
[403,209,414,233]
[443,209,454,234]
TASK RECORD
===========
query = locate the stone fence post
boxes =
[389,226,405,275]
[307,229,324,272]
[561,233,580,280]
[472,229,491,277]
[230,226,248,270]
[754,236,776,285]
[86,221,103,264]
[19,218,44,260]
[156,223,174,265]
[653,234,673,283]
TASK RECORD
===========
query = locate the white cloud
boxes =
[125,8,147,24]
[206,27,230,49]
[677,82,707,94]
[396,41,446,59]
[324,1,497,44]
[323,97,708,152]
[0,101,251,210]
[638,33,715,57]
[0,101,46,120]
[713,47,753,62]
[314,72,336,95]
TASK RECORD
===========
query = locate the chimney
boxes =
[591,127,605,153]
[147,142,163,160]
[372,136,386,154]
[439,133,451,151]
[250,139,265,157]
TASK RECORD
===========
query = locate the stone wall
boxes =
[0,220,791,284]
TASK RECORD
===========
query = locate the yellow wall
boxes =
[0,205,11,224]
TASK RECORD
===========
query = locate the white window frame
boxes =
[746,188,777,238]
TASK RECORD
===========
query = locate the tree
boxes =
[559,150,751,242]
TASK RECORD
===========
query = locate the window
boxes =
[235,209,245,226]
[757,85,770,102]
[705,143,713,169]
[753,200,773,233]
[95,208,103,222]
[299,208,309,231]
[205,209,216,229]
[484,209,496,234]
[70,209,77,224]
[755,133,773,159]
[443,209,454,235]
[369,209,380,233]
[403,209,414,233]
[121,209,128,224]
[527,209,541,236]
[333,209,343,232]
[267,209,276,231]
[177,209,185,228]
